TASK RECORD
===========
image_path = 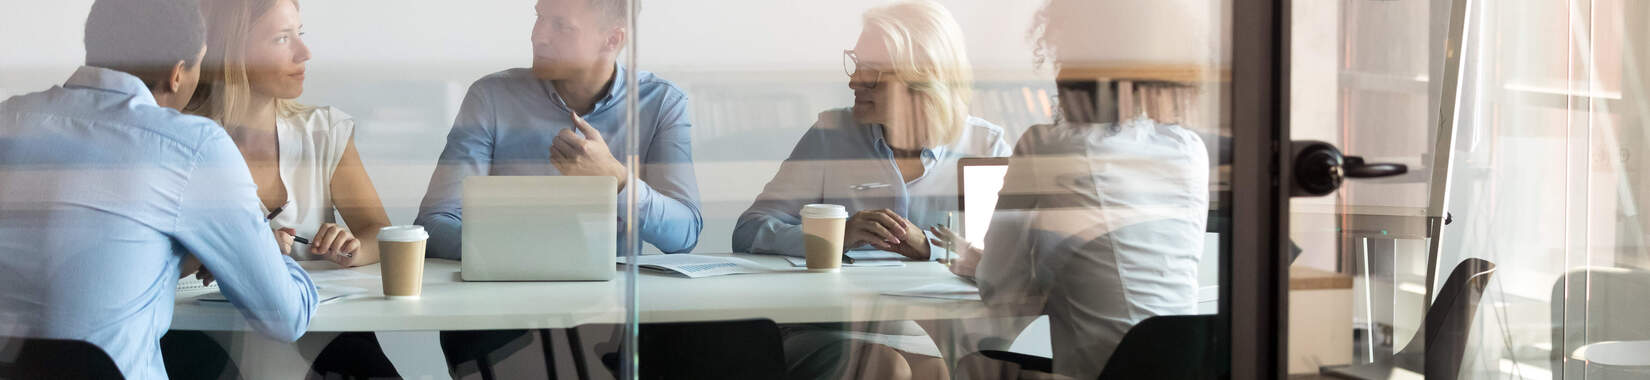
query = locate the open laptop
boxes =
[957,157,1010,248]
[461,176,616,281]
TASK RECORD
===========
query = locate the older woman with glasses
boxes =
[731,1,1010,379]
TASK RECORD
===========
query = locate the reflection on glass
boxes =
[0,0,1243,378]
[940,0,1218,378]
[731,2,1007,378]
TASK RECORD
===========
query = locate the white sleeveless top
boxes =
[257,105,355,261]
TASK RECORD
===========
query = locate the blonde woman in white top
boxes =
[180,0,400,378]
[187,0,389,268]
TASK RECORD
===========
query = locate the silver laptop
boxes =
[461,176,616,281]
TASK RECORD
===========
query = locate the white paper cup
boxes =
[378,226,428,299]
[801,204,849,272]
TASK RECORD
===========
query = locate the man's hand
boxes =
[929,226,980,278]
[275,228,297,257]
[550,113,628,192]
[179,255,203,279]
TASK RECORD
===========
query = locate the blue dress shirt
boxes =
[0,66,318,379]
[733,108,1012,258]
[415,66,702,258]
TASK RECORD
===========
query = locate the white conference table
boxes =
[172,253,1002,332]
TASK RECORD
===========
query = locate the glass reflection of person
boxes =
[0,0,317,378]
[415,0,702,259]
[187,0,391,269]
[940,0,1213,378]
[732,1,1010,379]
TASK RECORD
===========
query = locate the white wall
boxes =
[0,0,1053,253]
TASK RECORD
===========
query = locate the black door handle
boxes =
[1342,156,1408,178]
[1291,141,1409,197]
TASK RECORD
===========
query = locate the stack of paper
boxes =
[881,282,981,301]
[618,254,773,278]
[196,285,367,306]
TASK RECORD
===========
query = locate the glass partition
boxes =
[0,0,1247,378]
[1289,0,1650,379]
[630,0,1233,379]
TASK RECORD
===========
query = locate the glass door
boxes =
[1284,0,1650,379]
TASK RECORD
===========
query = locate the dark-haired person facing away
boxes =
[0,0,318,378]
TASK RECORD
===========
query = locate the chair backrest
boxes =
[1096,314,1223,380]
[1392,257,1495,380]
[633,319,787,380]
[1550,266,1650,379]
[0,337,124,380]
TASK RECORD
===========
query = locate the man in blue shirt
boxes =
[411,0,701,374]
[415,0,702,258]
[0,0,318,378]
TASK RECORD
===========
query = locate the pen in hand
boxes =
[291,235,354,258]
[266,206,353,258]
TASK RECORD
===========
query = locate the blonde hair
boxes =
[186,0,310,128]
[862,0,974,148]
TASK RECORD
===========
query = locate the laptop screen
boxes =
[957,158,1009,247]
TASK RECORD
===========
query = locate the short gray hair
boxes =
[588,0,633,27]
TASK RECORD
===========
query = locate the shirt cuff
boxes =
[923,229,951,262]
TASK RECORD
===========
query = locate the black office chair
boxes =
[309,332,402,380]
[160,330,241,380]
[976,314,1223,380]
[1323,257,1496,380]
[0,337,124,380]
[594,319,788,380]
[440,329,536,380]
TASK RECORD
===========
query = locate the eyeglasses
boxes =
[843,50,887,88]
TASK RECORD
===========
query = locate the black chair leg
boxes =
[476,359,496,380]
[566,328,590,380]
[536,329,559,379]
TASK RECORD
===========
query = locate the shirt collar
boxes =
[544,63,628,115]
[866,123,945,165]
[63,66,159,107]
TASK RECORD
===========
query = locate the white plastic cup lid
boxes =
[378,225,429,242]
[801,204,849,219]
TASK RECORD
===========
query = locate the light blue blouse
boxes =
[733,108,1012,258]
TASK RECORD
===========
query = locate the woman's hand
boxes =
[884,217,931,260]
[844,209,910,250]
[929,226,980,278]
[311,223,363,267]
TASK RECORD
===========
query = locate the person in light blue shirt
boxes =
[733,2,1012,262]
[415,0,702,259]
[415,0,701,374]
[732,2,1010,379]
[0,1,318,378]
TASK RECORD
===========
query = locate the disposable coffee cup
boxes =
[378,226,429,299]
[801,204,849,272]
